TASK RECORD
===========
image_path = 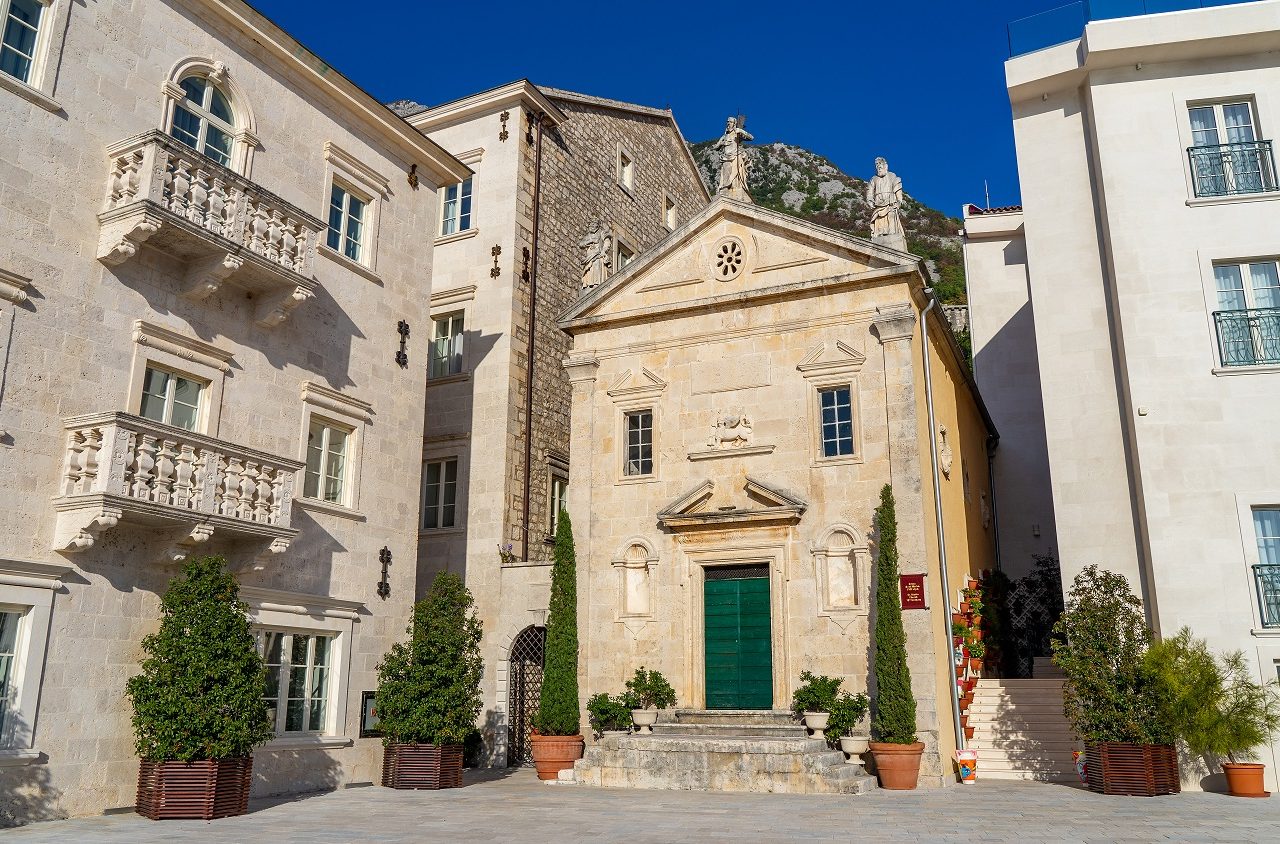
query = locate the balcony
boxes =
[1254,564,1280,627]
[96,131,323,328]
[1189,141,1278,198]
[52,412,302,562]
[1008,1,1261,58]
[1213,308,1280,367]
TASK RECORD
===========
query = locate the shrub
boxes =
[871,484,918,744]
[967,639,986,661]
[625,667,677,710]
[1050,565,1170,745]
[824,692,871,748]
[375,572,484,746]
[125,555,273,762]
[586,693,633,736]
[791,671,842,715]
[535,510,581,735]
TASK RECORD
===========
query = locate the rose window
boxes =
[714,237,745,281]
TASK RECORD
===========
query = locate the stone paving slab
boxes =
[7,769,1280,843]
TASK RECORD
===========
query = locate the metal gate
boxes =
[506,625,546,767]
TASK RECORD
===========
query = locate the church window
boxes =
[819,386,854,457]
[624,410,653,476]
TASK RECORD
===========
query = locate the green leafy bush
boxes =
[625,667,677,710]
[791,671,842,715]
[824,692,871,748]
[871,484,918,744]
[535,511,581,735]
[375,572,484,746]
[125,555,273,762]
[586,693,634,735]
[1050,565,1170,745]
[967,639,986,660]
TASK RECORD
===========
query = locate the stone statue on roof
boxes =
[866,157,907,253]
[714,116,754,202]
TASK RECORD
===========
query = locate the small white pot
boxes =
[840,735,870,761]
[802,711,830,736]
[631,708,658,734]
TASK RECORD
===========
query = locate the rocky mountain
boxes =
[690,141,966,305]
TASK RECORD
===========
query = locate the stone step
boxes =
[966,748,1078,763]
[974,679,1064,690]
[977,758,1077,775]
[979,768,1080,782]
[966,701,1068,715]
[969,735,1078,749]
[654,722,808,738]
[669,709,796,726]
[966,711,1072,726]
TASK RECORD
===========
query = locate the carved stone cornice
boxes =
[0,268,31,305]
[133,320,235,372]
[563,354,600,384]
[300,381,373,423]
[871,303,916,344]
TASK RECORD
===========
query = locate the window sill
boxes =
[294,497,367,522]
[0,73,60,112]
[1212,364,1280,376]
[1251,628,1280,638]
[811,454,864,468]
[419,527,465,537]
[435,228,479,246]
[427,372,471,387]
[616,474,659,486]
[261,735,354,752]
[0,749,42,767]
[1187,191,1280,207]
[618,182,636,199]
[319,245,383,285]
[687,444,776,461]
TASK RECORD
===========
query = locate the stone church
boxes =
[560,194,996,787]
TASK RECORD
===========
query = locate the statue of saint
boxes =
[579,221,613,290]
[865,157,907,252]
[713,117,754,201]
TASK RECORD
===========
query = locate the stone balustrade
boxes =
[96,131,322,327]
[52,411,302,560]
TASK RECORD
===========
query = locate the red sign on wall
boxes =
[899,574,927,610]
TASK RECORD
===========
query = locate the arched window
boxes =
[169,75,236,167]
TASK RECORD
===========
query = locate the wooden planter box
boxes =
[136,757,252,820]
[1085,742,1180,796]
[381,743,464,790]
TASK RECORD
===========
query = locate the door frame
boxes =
[685,541,789,710]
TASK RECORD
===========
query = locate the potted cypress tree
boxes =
[867,485,925,789]
[127,555,273,820]
[376,571,483,789]
[531,510,585,780]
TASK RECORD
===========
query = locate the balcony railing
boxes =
[1008,1,1261,58]
[1254,564,1280,628]
[1213,308,1280,367]
[52,411,302,560]
[96,131,322,327]
[1189,141,1278,198]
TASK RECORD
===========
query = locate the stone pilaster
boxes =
[564,352,599,732]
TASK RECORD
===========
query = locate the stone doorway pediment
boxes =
[657,476,806,531]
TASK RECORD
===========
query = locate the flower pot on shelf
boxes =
[954,664,964,678]
[952,636,963,648]
[968,658,982,672]
[960,693,974,710]
[964,725,976,741]
[630,709,658,735]
[1084,742,1180,796]
[869,742,925,790]
[839,735,869,761]
[529,734,585,781]
[136,757,252,820]
[959,714,969,729]
[964,678,978,694]
[1223,762,1270,798]
[959,601,970,614]
[971,629,983,641]
[381,743,463,790]
[802,711,830,737]
[951,613,964,626]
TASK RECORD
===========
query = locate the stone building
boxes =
[968,0,1280,788]
[560,195,997,789]
[0,0,467,823]
[392,82,709,765]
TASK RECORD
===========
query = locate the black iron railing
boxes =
[1189,141,1278,197]
[1254,564,1280,628]
[1214,308,1280,367]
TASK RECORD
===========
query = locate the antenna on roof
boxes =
[984,180,991,211]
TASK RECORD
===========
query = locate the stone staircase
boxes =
[573,710,877,794]
[967,658,1079,782]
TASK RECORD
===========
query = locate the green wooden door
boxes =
[704,573,773,709]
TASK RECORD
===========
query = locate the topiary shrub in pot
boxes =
[531,510,585,780]
[826,692,871,760]
[791,671,842,737]
[625,667,676,734]
[586,693,634,738]
[375,571,483,790]
[868,485,925,789]
[127,555,273,820]
[1051,565,1178,796]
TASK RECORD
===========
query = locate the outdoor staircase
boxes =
[967,658,1079,782]
[573,710,877,794]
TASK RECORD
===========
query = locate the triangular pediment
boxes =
[606,367,667,399]
[657,475,807,531]
[796,340,867,379]
[560,198,920,329]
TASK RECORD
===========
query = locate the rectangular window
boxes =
[304,419,351,504]
[664,196,677,231]
[257,629,333,735]
[616,242,635,272]
[1254,509,1280,628]
[1188,101,1275,197]
[1213,261,1280,367]
[819,386,854,458]
[549,474,568,536]
[618,150,634,191]
[440,177,473,236]
[138,365,204,431]
[624,410,653,476]
[422,458,458,530]
[0,0,43,85]
[429,313,464,378]
[0,609,20,737]
[326,184,367,263]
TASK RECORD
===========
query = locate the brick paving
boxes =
[8,769,1280,843]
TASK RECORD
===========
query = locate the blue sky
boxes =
[251,0,1054,216]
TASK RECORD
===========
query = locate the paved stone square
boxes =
[7,770,1280,843]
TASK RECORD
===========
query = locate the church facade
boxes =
[560,197,997,785]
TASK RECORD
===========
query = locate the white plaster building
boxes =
[0,0,467,823]
[966,0,1280,789]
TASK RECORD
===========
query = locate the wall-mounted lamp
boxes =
[377,546,392,600]
[395,320,410,368]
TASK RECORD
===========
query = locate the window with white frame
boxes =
[169,75,236,168]
[616,241,636,272]
[818,386,855,458]
[549,473,568,536]
[304,419,352,505]
[1213,261,1280,366]
[618,150,635,191]
[1188,100,1275,197]
[1254,508,1280,629]
[422,458,458,530]
[664,196,677,231]
[624,410,653,476]
[326,183,368,264]
[0,559,66,759]
[257,629,334,735]
[429,313,464,379]
[138,364,205,431]
[440,177,473,236]
[0,609,19,738]
[0,0,43,85]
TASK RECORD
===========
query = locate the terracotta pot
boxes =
[529,734,584,781]
[1084,742,1180,796]
[955,664,964,678]
[136,757,252,820]
[967,578,979,590]
[971,629,984,641]
[951,613,964,626]
[959,601,971,614]
[1223,762,1270,798]
[964,678,978,693]
[964,725,976,741]
[953,636,963,648]
[960,693,974,710]
[381,743,463,790]
[959,714,969,729]
[631,708,658,735]
[968,658,982,671]
[869,741,925,790]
